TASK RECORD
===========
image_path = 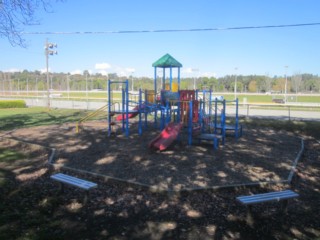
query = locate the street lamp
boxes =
[36,77,38,98]
[85,72,88,100]
[44,39,57,109]
[1,74,4,95]
[191,68,199,89]
[234,67,238,99]
[284,66,288,103]
[131,71,135,92]
[27,78,29,96]
[67,74,70,100]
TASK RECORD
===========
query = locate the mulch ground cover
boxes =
[0,120,319,239]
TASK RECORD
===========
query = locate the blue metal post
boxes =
[209,89,212,117]
[188,100,193,145]
[177,100,181,123]
[121,87,125,133]
[144,90,148,129]
[107,79,112,136]
[163,68,166,90]
[221,99,226,144]
[154,67,157,127]
[235,98,239,138]
[199,99,204,133]
[154,67,157,100]
[125,80,129,137]
[138,88,142,136]
[170,67,172,91]
[160,106,165,130]
[178,67,181,91]
[166,100,170,125]
[214,100,218,134]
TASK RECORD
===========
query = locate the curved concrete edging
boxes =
[0,136,57,165]
[0,135,305,193]
[287,138,304,183]
[48,147,56,164]
[48,137,305,193]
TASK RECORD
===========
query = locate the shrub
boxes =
[0,100,27,108]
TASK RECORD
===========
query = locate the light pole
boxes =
[191,68,199,89]
[85,72,88,100]
[131,72,134,92]
[67,74,70,100]
[234,67,238,99]
[284,66,288,103]
[27,78,29,96]
[85,72,89,110]
[44,39,57,109]
[130,70,135,92]
[1,74,4,95]
[36,77,38,98]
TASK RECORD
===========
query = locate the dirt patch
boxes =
[0,121,319,239]
[0,138,50,183]
[2,120,302,191]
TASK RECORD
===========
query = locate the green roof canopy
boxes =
[152,53,183,68]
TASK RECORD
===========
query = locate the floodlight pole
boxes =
[284,66,288,103]
[44,38,57,110]
[85,72,88,99]
[85,72,89,110]
[234,67,238,99]
[131,71,135,92]
[192,68,199,90]
[131,73,134,92]
[67,74,70,100]
[45,39,50,109]
[1,74,4,95]
[27,78,29,96]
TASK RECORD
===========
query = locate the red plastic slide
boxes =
[148,122,183,151]
[116,105,140,121]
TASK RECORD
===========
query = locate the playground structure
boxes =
[105,53,242,150]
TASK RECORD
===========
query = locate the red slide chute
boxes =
[148,122,183,151]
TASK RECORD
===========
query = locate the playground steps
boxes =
[194,133,223,150]
[215,124,243,138]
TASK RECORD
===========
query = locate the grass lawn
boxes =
[222,93,320,103]
[0,148,27,187]
[1,106,320,138]
[0,107,106,131]
[239,117,320,139]
[0,148,26,163]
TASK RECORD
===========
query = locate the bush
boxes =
[0,100,27,108]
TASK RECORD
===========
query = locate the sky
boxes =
[1,0,320,78]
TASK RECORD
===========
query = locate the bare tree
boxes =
[0,0,59,47]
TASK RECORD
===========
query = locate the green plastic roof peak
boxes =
[152,53,183,68]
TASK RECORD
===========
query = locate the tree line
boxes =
[1,70,319,94]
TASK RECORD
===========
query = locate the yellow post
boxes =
[147,90,155,103]
[172,82,178,92]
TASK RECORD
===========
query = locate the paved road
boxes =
[236,106,320,121]
[2,97,320,121]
